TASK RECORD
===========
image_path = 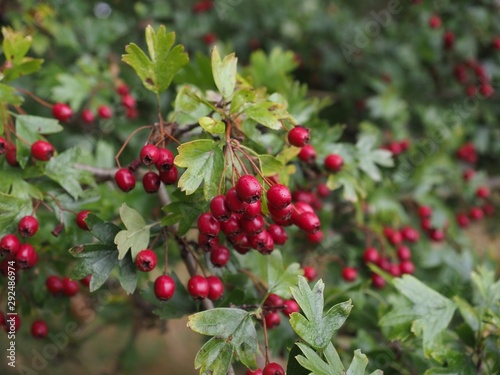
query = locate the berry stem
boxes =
[16,87,53,108]
[262,314,270,365]
[115,125,153,168]
[163,232,169,275]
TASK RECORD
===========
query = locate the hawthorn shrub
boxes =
[1,1,500,375]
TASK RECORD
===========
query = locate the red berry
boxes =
[443,30,455,50]
[363,247,380,264]
[155,148,174,172]
[479,84,494,98]
[159,166,179,185]
[80,275,92,287]
[420,218,432,231]
[396,246,412,261]
[463,169,475,181]
[294,211,320,233]
[269,204,293,221]
[154,275,176,301]
[342,267,357,282]
[197,212,220,237]
[230,232,251,254]
[198,233,220,252]
[126,107,138,119]
[429,229,445,242]
[418,205,432,218]
[298,144,317,163]
[316,183,330,198]
[62,277,79,297]
[76,210,91,231]
[18,215,39,238]
[220,214,241,236]
[206,275,224,301]
[97,105,112,119]
[0,136,6,155]
[5,144,18,166]
[429,15,441,28]
[14,244,37,269]
[225,187,248,213]
[388,142,403,156]
[401,226,419,243]
[282,299,300,316]
[202,32,216,45]
[243,200,262,219]
[135,249,157,272]
[121,94,136,109]
[264,312,280,329]
[288,126,310,147]
[210,246,230,267]
[324,154,344,172]
[46,275,64,296]
[249,230,274,253]
[476,186,490,199]
[116,83,130,96]
[387,230,403,246]
[482,204,495,216]
[265,293,284,307]
[210,195,231,222]
[389,263,401,277]
[31,320,48,339]
[240,215,265,236]
[307,230,323,243]
[267,224,288,245]
[81,109,95,124]
[0,234,21,257]
[140,144,159,166]
[469,207,484,221]
[371,273,386,289]
[187,275,209,299]
[399,260,415,275]
[115,168,136,192]
[31,140,55,161]
[142,171,161,193]
[263,362,284,375]
[303,266,316,281]
[236,175,262,203]
[267,184,292,209]
[52,103,73,122]
[456,213,470,228]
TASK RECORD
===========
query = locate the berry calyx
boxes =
[62,277,79,297]
[46,275,64,296]
[210,246,230,268]
[97,105,112,119]
[115,168,136,192]
[342,267,357,282]
[236,175,262,203]
[263,362,285,375]
[31,140,55,161]
[324,154,344,172]
[31,320,48,339]
[206,275,224,301]
[0,234,21,257]
[135,249,158,272]
[288,126,310,147]
[76,210,91,231]
[52,103,73,122]
[187,275,209,299]
[154,275,176,301]
[18,215,39,238]
[140,144,159,166]
[142,171,161,193]
[267,184,292,209]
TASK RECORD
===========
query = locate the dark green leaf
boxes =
[85,214,121,244]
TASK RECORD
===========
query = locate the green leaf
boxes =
[266,250,302,298]
[122,25,188,95]
[346,349,368,375]
[51,73,92,110]
[211,46,237,99]
[295,342,336,375]
[198,116,225,134]
[0,83,23,105]
[117,253,138,294]
[379,275,456,358]
[0,193,33,235]
[172,85,212,125]
[258,154,284,176]
[175,139,224,200]
[188,308,258,373]
[161,190,207,235]
[2,27,31,64]
[244,101,286,130]
[85,214,121,244]
[453,297,480,332]
[327,172,366,202]
[286,344,314,375]
[114,203,151,260]
[70,246,118,292]
[290,277,353,350]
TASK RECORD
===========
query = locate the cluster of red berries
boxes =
[418,206,446,242]
[0,216,40,273]
[453,60,494,98]
[262,293,300,331]
[381,139,411,157]
[456,186,494,228]
[45,275,82,297]
[116,83,139,119]
[114,144,179,193]
[153,274,224,302]
[0,135,56,167]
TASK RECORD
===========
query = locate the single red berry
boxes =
[263,362,284,375]
[80,275,92,287]
[267,184,292,209]
[456,213,470,228]
[210,195,231,221]
[188,275,209,299]
[388,142,403,156]
[454,64,467,83]
[463,169,475,181]
[401,226,419,243]
[493,37,500,50]
[225,187,248,213]
[192,0,213,13]
[387,230,403,246]
[476,186,490,199]
[81,109,95,124]
[269,204,293,221]
[249,230,274,253]
[307,230,323,243]
[469,207,484,221]
[265,293,283,308]
[264,312,281,329]
[267,224,288,245]
[420,218,432,231]
[210,246,230,268]
[316,183,330,198]
[202,32,216,45]
[220,214,241,236]
[482,204,495,216]
[342,267,357,282]
[18,215,39,238]
[116,83,130,96]
[243,200,262,219]
[230,232,251,254]
[31,320,48,339]
[288,126,310,147]
[52,103,73,122]
[240,215,265,236]
[46,275,64,296]
[198,233,220,252]
[429,229,445,242]
[5,144,18,167]
[399,260,415,275]
[62,277,79,297]
[31,140,55,161]
[282,299,300,316]
[303,266,316,281]
[0,234,21,257]
[206,275,224,301]
[140,144,160,166]
[197,212,220,237]
[135,249,157,272]
[126,107,138,119]
[115,168,136,192]
[159,166,178,185]
[236,175,262,203]
[246,369,263,375]
[443,30,455,50]
[418,205,432,218]
[142,171,161,193]
[324,154,344,172]
[294,211,320,233]
[97,105,112,119]
[154,275,176,301]
[76,210,91,231]
[479,84,494,98]
[396,246,412,261]
[121,94,136,109]
[298,144,317,163]
[388,263,401,277]
[429,14,441,28]
[363,247,380,264]
[371,273,386,289]
[290,201,314,223]
[0,136,7,155]
[154,148,174,172]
